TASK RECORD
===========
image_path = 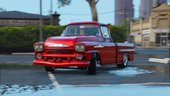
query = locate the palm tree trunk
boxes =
[87,0,98,21]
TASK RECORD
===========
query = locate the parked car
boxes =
[134,43,143,47]
[33,22,135,74]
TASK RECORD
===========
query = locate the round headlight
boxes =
[74,44,85,52]
[36,53,43,59]
[34,44,44,51]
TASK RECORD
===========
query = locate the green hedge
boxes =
[0,25,126,53]
[0,26,65,53]
[110,26,126,42]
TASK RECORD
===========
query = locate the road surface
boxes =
[0,48,170,96]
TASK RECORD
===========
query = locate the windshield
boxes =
[62,25,101,37]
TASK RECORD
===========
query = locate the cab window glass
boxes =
[63,25,101,36]
[101,26,110,38]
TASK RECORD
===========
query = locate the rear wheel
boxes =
[45,66,55,73]
[117,54,128,68]
[87,54,97,75]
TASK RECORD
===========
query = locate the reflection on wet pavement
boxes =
[1,85,54,95]
[141,65,170,74]
[1,84,170,96]
[134,54,169,60]
[109,67,155,77]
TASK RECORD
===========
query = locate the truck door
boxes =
[98,26,116,64]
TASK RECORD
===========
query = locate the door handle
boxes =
[94,45,104,48]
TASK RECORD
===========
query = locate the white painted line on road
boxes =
[4,61,32,64]
[1,83,170,96]
[12,52,34,55]
[136,82,170,86]
[72,82,170,87]
[47,72,64,96]
[48,72,60,87]
[5,61,20,64]
[148,58,170,64]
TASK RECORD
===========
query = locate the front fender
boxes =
[84,50,99,61]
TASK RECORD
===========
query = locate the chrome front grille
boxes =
[44,57,74,62]
[46,49,74,54]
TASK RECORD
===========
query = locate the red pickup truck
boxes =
[33,22,135,74]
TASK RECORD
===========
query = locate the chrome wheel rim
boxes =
[123,55,128,66]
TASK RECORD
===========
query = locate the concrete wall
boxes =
[130,3,170,48]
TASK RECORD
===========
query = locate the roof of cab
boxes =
[68,21,106,26]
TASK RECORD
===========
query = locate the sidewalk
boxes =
[12,52,34,55]
[136,46,170,49]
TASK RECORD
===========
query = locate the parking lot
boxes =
[0,49,170,96]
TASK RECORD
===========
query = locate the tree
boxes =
[0,8,6,12]
[57,0,99,21]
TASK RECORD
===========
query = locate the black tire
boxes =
[45,66,55,73]
[117,54,128,68]
[87,54,97,75]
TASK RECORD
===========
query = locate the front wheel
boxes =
[45,66,55,73]
[87,54,97,75]
[117,54,128,68]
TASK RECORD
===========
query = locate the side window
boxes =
[101,26,110,38]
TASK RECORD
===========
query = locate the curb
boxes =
[148,58,170,64]
[12,53,34,55]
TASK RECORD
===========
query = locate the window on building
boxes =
[168,33,170,44]
[162,33,167,36]
[156,33,169,46]
[156,35,161,46]
[143,34,150,41]
[159,14,167,16]
[144,37,150,41]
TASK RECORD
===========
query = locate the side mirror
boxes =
[107,23,111,32]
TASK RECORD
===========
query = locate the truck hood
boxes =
[44,36,101,48]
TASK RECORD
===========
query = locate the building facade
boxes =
[114,0,134,25]
[153,0,167,7]
[0,11,60,26]
[130,3,170,48]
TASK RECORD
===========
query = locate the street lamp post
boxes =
[39,0,43,42]
[126,18,130,42]
[124,8,130,42]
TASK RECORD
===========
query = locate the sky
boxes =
[0,0,170,25]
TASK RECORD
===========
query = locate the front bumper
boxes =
[33,59,90,67]
[33,48,92,67]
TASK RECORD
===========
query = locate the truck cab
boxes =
[33,21,135,74]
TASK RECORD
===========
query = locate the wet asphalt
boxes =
[0,48,169,85]
[0,48,170,96]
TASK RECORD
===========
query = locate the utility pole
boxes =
[168,6,170,83]
[126,18,130,42]
[39,0,43,42]
[124,7,130,41]
[50,0,53,25]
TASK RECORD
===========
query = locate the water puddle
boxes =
[0,85,55,96]
[140,65,170,74]
[1,84,170,96]
[109,67,155,77]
